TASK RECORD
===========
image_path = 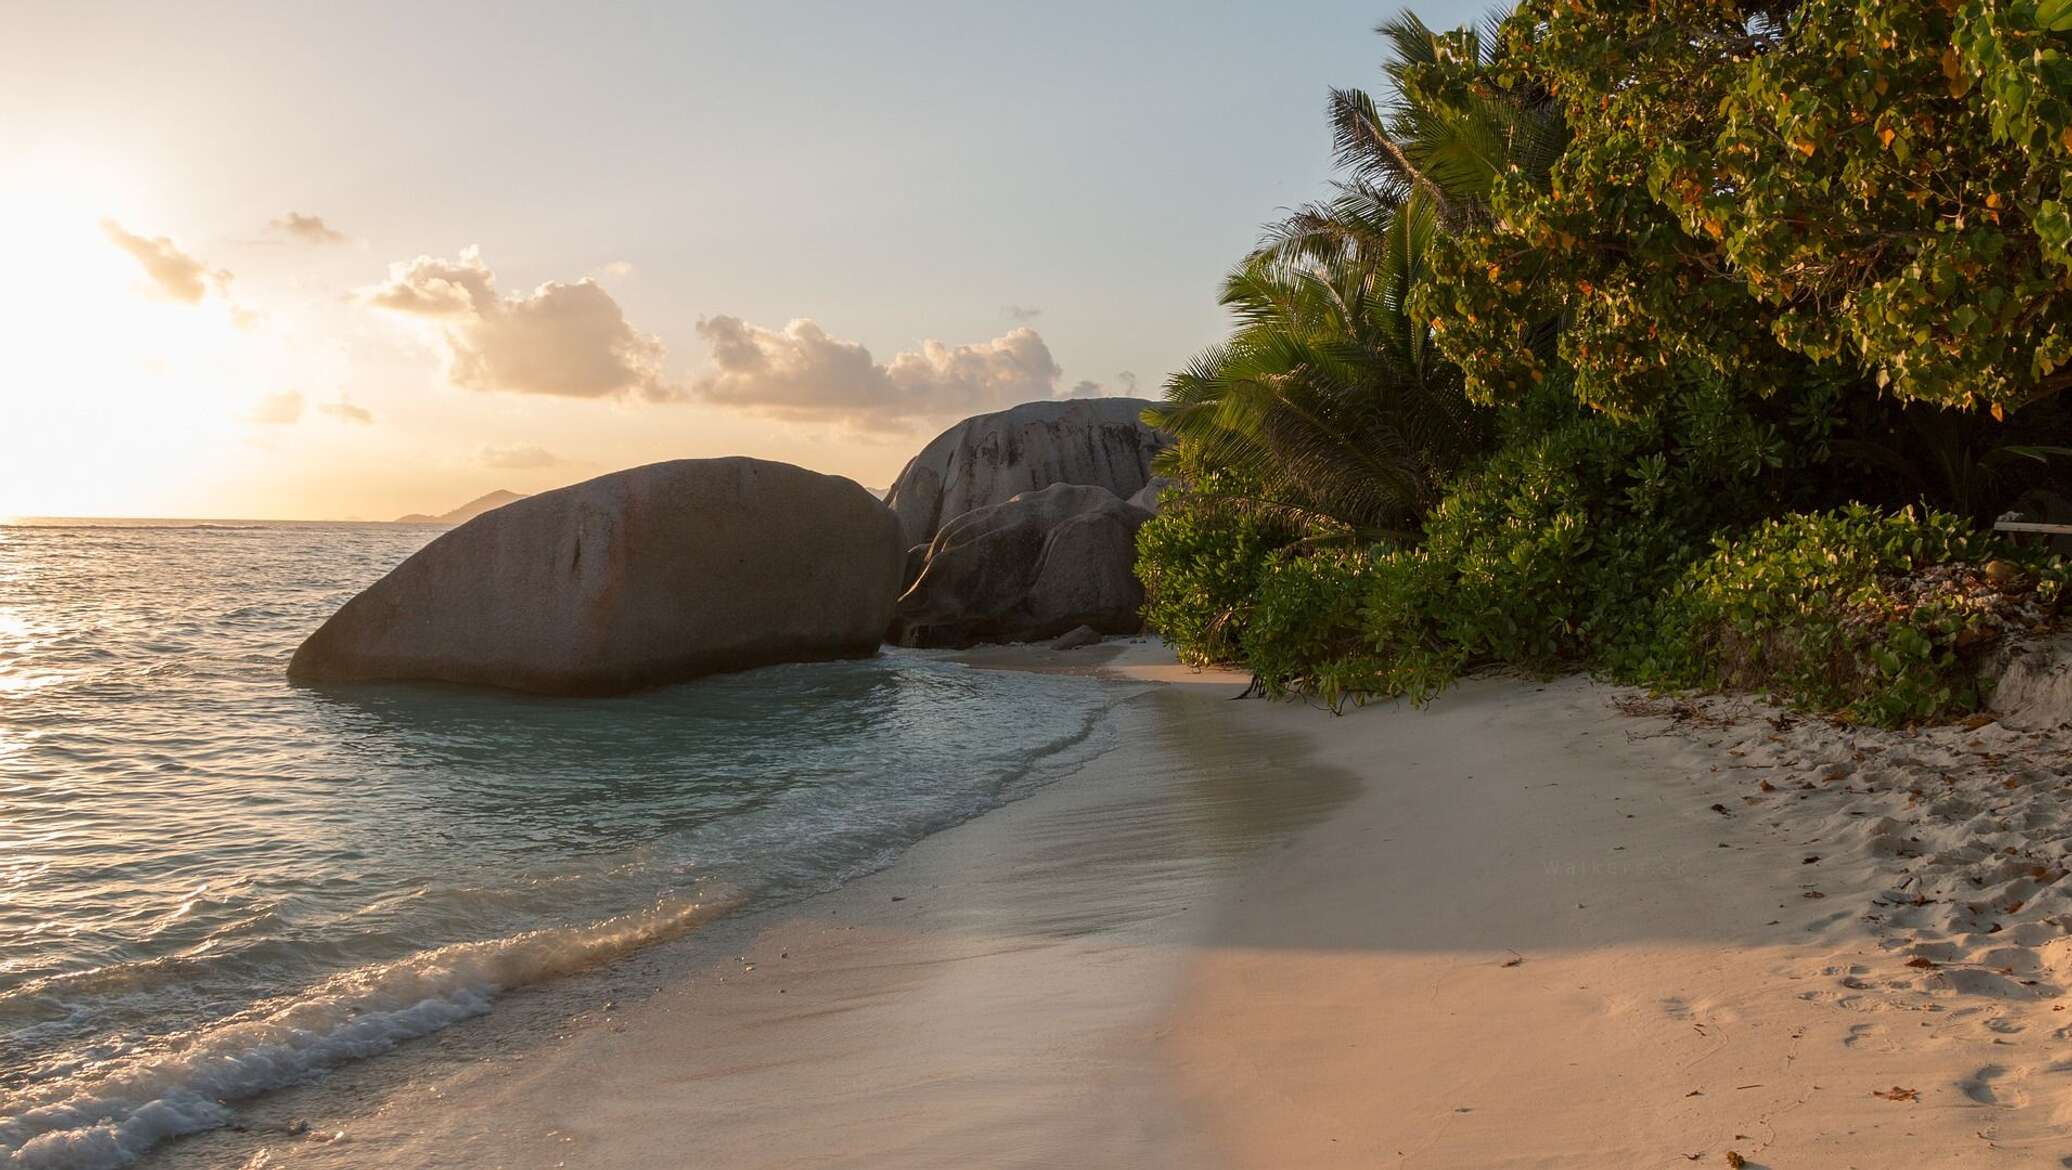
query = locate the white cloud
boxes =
[101,220,225,304]
[481,444,560,469]
[317,399,372,424]
[690,316,1063,428]
[249,391,304,425]
[1066,370,1142,399]
[359,247,675,401]
[271,212,345,244]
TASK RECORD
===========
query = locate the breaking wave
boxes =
[1,897,733,1170]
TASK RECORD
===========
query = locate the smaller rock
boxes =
[1051,625,1103,651]
[1126,476,1175,514]
[889,483,1151,648]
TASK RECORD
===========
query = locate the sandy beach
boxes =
[19,3,2072,1167]
[153,641,2071,1169]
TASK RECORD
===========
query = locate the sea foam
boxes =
[0,897,727,1170]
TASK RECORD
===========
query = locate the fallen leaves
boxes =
[1726,1152,1748,1168]
[1905,956,1938,969]
[1872,1085,1920,1102]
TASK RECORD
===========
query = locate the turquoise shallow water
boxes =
[0,520,1116,1169]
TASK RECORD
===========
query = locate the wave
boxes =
[0,895,736,1170]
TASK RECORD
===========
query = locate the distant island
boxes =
[393,489,527,525]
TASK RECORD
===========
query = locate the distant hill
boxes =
[394,489,527,525]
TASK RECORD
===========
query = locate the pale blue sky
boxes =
[1,0,1486,517]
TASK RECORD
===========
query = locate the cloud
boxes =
[271,211,345,244]
[358,246,675,401]
[602,260,634,277]
[1002,304,1043,321]
[317,399,373,424]
[690,317,1062,428]
[101,220,225,303]
[481,444,560,469]
[249,391,304,425]
[1065,370,1142,399]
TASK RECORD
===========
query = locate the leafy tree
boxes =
[1422,0,2072,418]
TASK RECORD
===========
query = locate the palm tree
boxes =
[1148,9,1564,536]
[1148,218,1484,536]
[1263,11,1565,267]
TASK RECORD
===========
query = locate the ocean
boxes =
[0,520,1119,1169]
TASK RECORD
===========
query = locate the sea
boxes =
[0,519,1120,1169]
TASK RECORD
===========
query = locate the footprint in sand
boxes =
[1957,1063,2032,1108]
[1843,1022,1892,1051]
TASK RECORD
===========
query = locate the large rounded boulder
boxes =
[888,483,1152,649]
[290,458,903,694]
[883,398,1171,552]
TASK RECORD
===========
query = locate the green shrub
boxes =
[1223,378,1880,708]
[1133,484,1295,666]
[1242,549,1387,705]
[1235,384,1784,700]
[1410,415,1680,673]
[1643,507,2067,725]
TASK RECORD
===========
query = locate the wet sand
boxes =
[156,641,2069,1169]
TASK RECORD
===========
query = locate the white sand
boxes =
[156,642,2071,1169]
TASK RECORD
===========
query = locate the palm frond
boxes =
[1156,5,1564,538]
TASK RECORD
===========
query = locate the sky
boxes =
[0,0,1483,520]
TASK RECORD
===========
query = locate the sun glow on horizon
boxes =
[0,148,279,518]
